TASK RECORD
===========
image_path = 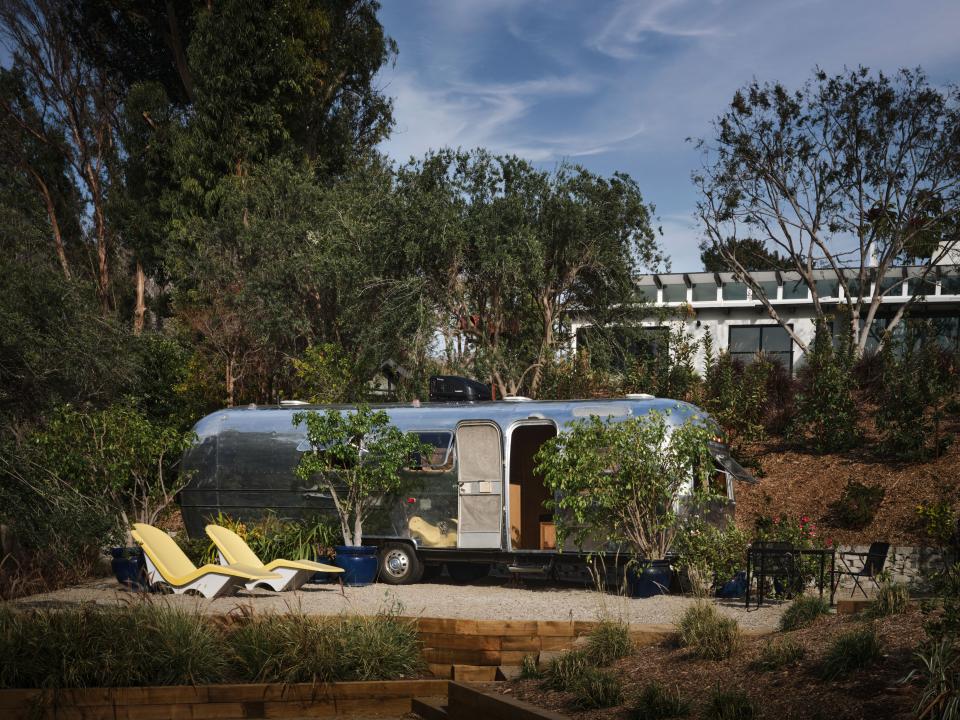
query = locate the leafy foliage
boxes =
[696,66,960,356]
[535,411,715,559]
[295,405,428,546]
[876,322,958,460]
[791,322,860,453]
[672,520,750,594]
[198,512,339,566]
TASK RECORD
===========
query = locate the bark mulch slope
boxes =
[495,608,926,720]
[734,426,960,546]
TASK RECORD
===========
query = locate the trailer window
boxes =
[414,431,455,472]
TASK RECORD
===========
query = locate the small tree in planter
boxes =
[535,410,716,573]
[294,405,428,548]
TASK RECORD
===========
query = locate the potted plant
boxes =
[535,409,715,597]
[294,405,428,586]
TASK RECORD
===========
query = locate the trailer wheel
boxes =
[378,543,423,585]
[446,562,490,583]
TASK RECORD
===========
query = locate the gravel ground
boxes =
[12,576,787,629]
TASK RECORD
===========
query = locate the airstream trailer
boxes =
[178,394,754,585]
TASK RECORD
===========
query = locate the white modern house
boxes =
[571,264,960,374]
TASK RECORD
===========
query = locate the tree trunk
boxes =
[133,261,146,335]
[225,356,235,407]
[26,165,71,280]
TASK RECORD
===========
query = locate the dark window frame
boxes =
[728,324,794,374]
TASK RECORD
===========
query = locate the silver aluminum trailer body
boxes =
[178,397,752,583]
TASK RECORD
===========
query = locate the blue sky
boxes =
[375,0,960,271]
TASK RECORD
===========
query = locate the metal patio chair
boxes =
[833,542,890,598]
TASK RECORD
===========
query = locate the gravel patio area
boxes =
[12,576,788,629]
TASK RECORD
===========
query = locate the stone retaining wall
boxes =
[832,544,946,593]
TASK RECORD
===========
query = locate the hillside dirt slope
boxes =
[733,425,960,546]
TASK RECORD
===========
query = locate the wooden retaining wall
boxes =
[408,617,676,680]
[0,679,449,720]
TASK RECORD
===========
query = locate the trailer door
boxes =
[456,422,503,549]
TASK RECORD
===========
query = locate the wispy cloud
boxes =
[588,0,722,60]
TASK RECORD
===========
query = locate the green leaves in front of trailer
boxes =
[294,405,431,547]
[534,410,717,560]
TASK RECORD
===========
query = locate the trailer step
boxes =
[507,564,550,574]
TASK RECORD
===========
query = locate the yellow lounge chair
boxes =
[205,524,344,592]
[131,523,281,599]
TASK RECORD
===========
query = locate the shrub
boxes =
[790,321,860,453]
[204,512,339,566]
[675,601,741,660]
[572,667,622,709]
[875,323,957,461]
[703,686,758,720]
[228,610,422,683]
[820,627,882,680]
[829,481,885,530]
[543,650,591,692]
[519,653,541,679]
[586,620,633,666]
[779,595,831,631]
[630,682,690,719]
[750,637,806,671]
[673,521,750,594]
[702,351,769,445]
[910,638,959,720]
[0,604,229,688]
[865,579,909,619]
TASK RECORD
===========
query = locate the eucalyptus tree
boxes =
[695,67,960,354]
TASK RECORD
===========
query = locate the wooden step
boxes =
[411,696,449,720]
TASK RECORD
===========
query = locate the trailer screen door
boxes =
[456,423,503,549]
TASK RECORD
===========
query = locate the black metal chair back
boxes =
[859,542,890,577]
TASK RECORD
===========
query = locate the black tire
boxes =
[446,562,490,583]
[378,542,423,585]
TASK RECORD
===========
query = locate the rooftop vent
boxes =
[503,396,533,402]
[280,399,309,406]
[625,393,655,400]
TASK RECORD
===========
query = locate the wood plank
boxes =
[500,635,541,652]
[0,689,43,708]
[335,697,412,716]
[422,648,502,666]
[427,664,453,679]
[420,632,502,651]
[535,621,575,637]
[262,700,337,718]
[500,651,533,665]
[451,665,498,682]
[540,636,576,651]
[473,620,539,636]
[415,618,478,635]
[448,681,570,720]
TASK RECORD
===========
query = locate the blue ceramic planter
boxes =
[628,561,672,598]
[110,547,148,590]
[334,545,378,586]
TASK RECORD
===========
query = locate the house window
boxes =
[661,283,688,303]
[722,282,748,301]
[692,283,718,302]
[729,325,794,372]
[783,280,809,300]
